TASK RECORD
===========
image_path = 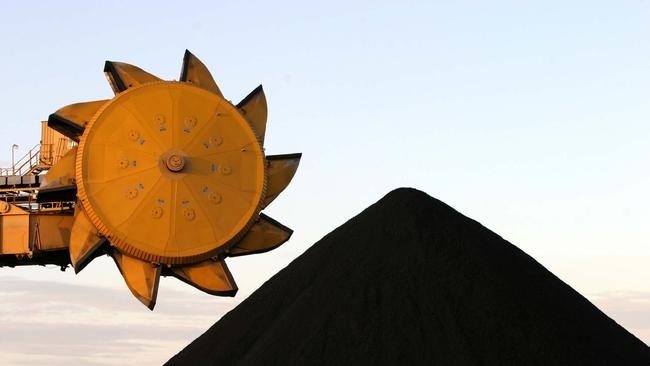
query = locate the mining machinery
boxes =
[0,51,301,309]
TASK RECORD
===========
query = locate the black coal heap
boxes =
[167,188,650,366]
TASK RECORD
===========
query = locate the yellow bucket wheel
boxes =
[47,51,301,309]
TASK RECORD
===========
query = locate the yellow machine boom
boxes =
[0,51,301,309]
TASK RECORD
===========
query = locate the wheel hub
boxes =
[166,154,185,172]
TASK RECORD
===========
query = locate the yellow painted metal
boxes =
[0,203,30,255]
[40,122,75,166]
[69,206,103,273]
[237,86,268,145]
[228,214,292,257]
[0,202,73,256]
[31,213,73,251]
[76,81,267,265]
[111,251,162,310]
[5,51,303,309]
[171,258,237,296]
[264,154,302,208]
[104,61,162,94]
[49,100,108,141]
[180,50,224,98]
[40,147,76,189]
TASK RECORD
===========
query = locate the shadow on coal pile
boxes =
[166,188,650,366]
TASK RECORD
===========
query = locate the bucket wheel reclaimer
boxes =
[42,51,301,309]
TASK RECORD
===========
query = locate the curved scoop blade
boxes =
[170,258,237,296]
[228,213,293,257]
[38,147,77,203]
[179,50,224,97]
[48,100,107,141]
[69,205,105,273]
[263,153,302,208]
[104,61,161,94]
[111,251,162,310]
[237,85,268,145]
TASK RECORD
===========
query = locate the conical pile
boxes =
[167,188,650,365]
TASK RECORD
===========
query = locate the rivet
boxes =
[183,208,196,221]
[184,116,197,129]
[126,188,138,200]
[129,130,140,141]
[208,192,222,205]
[151,206,163,219]
[118,158,129,169]
[156,115,167,132]
[209,136,223,146]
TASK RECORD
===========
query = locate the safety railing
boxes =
[0,144,42,176]
[0,137,75,177]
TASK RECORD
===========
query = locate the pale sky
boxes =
[0,1,648,364]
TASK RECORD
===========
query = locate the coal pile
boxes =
[167,188,650,365]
